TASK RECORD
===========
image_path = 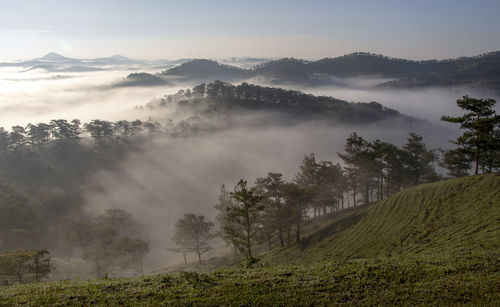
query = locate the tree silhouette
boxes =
[441,96,500,174]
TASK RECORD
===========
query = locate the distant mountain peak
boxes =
[162,58,247,79]
[110,55,130,60]
[37,52,73,61]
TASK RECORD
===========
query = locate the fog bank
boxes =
[81,115,459,269]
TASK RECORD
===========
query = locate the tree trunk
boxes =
[364,180,369,205]
[379,174,384,201]
[475,145,480,175]
[245,207,252,258]
[233,242,238,256]
[195,235,202,264]
[296,216,301,242]
[287,227,291,246]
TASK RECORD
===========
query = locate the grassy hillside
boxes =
[1,174,499,305]
[1,255,498,306]
[265,173,500,264]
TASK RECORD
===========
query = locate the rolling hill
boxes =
[264,173,500,264]
[161,59,249,81]
[3,51,499,91]
[160,51,500,91]
[1,174,498,305]
[147,81,405,125]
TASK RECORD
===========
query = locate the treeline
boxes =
[172,132,440,261]
[147,81,400,121]
[0,118,163,154]
[170,95,499,263]
[0,209,149,283]
[0,249,51,284]
[0,118,179,282]
[0,118,163,254]
[151,80,347,107]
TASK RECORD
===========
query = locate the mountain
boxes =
[24,65,104,73]
[110,54,130,61]
[255,51,500,87]
[159,51,500,91]
[89,55,145,66]
[376,51,500,90]
[3,51,499,91]
[161,59,249,81]
[0,53,165,71]
[35,52,75,62]
[250,58,313,84]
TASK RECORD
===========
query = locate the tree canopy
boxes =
[441,96,500,174]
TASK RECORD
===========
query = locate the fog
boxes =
[3,67,497,128]
[277,80,500,124]
[2,67,490,270]
[0,67,183,128]
[81,114,458,269]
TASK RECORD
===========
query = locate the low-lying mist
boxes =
[80,112,459,269]
[299,83,500,123]
[2,67,486,271]
[0,67,184,128]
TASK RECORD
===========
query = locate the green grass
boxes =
[264,173,500,264]
[1,174,499,305]
[1,254,498,306]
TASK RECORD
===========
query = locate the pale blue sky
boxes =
[1,0,499,60]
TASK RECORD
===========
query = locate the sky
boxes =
[1,0,500,61]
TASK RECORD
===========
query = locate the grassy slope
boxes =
[1,174,499,305]
[1,255,498,306]
[264,173,500,264]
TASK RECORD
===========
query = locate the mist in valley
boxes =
[80,113,460,269]
[302,85,500,123]
[0,67,184,127]
[1,1,499,304]
[0,66,489,275]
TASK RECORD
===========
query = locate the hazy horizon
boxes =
[2,0,500,61]
[4,49,500,63]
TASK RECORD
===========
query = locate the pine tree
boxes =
[228,180,264,258]
[441,96,500,174]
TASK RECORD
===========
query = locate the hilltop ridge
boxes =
[264,173,500,264]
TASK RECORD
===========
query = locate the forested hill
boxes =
[146,81,403,123]
[162,59,248,80]
[264,173,500,265]
[158,51,500,91]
